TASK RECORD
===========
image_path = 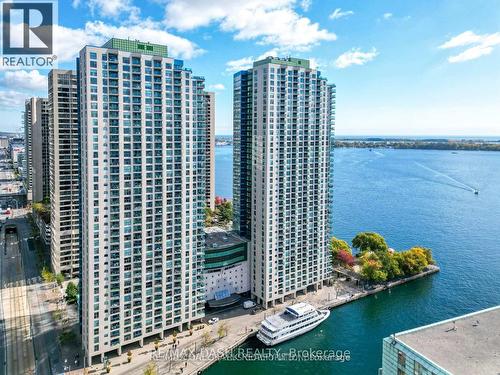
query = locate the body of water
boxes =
[208,147,500,374]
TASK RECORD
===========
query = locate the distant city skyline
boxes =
[1,0,500,135]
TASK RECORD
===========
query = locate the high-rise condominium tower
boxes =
[233,71,253,240]
[204,91,215,210]
[24,97,50,202]
[48,69,80,277]
[233,57,335,308]
[78,38,206,363]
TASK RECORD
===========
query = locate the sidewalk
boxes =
[67,266,439,374]
[75,279,362,375]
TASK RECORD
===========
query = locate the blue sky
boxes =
[1,0,499,135]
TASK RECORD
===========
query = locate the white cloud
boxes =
[308,57,322,69]
[72,0,81,7]
[1,70,47,91]
[334,48,378,69]
[0,90,26,109]
[208,83,225,91]
[86,21,204,59]
[164,0,336,51]
[300,0,312,11]
[329,8,354,20]
[90,0,140,20]
[52,20,203,63]
[225,49,282,73]
[54,25,105,62]
[439,31,482,49]
[440,31,500,63]
[383,13,393,20]
[226,56,254,72]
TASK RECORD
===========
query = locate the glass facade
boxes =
[205,243,248,270]
[232,70,253,240]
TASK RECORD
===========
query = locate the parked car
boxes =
[243,300,256,309]
[208,317,219,325]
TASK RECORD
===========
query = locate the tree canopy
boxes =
[205,197,233,227]
[330,237,351,256]
[65,281,78,304]
[354,233,435,283]
[360,252,388,282]
[352,232,388,253]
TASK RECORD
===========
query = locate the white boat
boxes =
[256,302,330,346]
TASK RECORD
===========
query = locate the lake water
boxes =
[207,146,500,375]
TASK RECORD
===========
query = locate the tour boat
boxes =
[256,302,330,346]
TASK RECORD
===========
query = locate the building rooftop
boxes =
[101,38,168,57]
[0,181,24,195]
[254,56,311,69]
[204,227,247,249]
[393,305,500,375]
[0,170,16,180]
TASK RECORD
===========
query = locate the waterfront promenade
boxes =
[79,265,439,375]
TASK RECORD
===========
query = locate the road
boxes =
[0,216,64,375]
[16,217,64,375]
[0,225,36,375]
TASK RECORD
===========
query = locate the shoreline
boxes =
[215,142,500,152]
[191,265,440,375]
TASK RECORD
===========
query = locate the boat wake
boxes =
[415,162,477,193]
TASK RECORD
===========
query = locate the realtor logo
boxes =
[1,0,57,68]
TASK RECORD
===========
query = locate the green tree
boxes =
[360,252,387,282]
[399,247,429,276]
[217,322,228,339]
[330,237,351,260]
[216,201,233,225]
[65,281,78,304]
[379,251,403,279]
[416,247,434,265]
[205,206,215,227]
[41,266,55,283]
[55,273,65,286]
[352,232,388,253]
[201,331,212,347]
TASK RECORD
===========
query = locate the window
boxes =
[398,350,406,367]
[414,361,425,375]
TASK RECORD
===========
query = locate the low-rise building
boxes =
[204,227,250,308]
[32,204,51,248]
[380,305,500,375]
[0,137,9,149]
